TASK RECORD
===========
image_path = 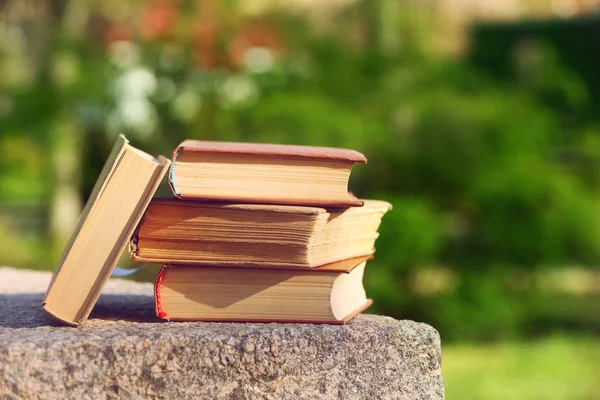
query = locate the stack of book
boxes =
[43,135,390,326]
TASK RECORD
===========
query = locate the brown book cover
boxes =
[168,140,367,207]
[174,140,367,162]
[154,256,373,324]
[43,135,170,326]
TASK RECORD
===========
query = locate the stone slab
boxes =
[0,267,444,400]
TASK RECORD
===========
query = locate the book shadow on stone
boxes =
[0,293,158,329]
[181,275,291,309]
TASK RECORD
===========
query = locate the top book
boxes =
[168,140,367,207]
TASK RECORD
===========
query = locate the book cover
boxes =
[43,135,170,326]
[169,140,367,207]
[154,256,374,324]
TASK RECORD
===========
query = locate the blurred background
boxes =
[1,0,599,398]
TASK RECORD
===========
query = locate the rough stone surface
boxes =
[0,267,444,400]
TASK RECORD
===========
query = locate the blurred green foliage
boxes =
[470,16,600,119]
[0,1,598,342]
[443,335,600,400]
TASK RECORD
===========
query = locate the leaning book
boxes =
[43,135,170,326]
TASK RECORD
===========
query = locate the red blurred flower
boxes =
[193,19,221,70]
[104,23,134,45]
[192,19,285,71]
[228,24,284,69]
[141,2,179,40]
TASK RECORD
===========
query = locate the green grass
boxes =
[443,335,600,400]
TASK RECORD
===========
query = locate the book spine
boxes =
[165,317,349,324]
[154,266,168,320]
[154,193,365,208]
[168,146,182,198]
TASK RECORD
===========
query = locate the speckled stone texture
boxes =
[0,267,444,400]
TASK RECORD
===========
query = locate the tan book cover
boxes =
[43,135,170,326]
[168,140,367,207]
[154,256,374,324]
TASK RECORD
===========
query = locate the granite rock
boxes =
[0,267,444,400]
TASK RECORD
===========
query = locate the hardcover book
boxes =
[43,135,170,326]
[168,140,367,207]
[154,256,373,324]
[130,199,391,268]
